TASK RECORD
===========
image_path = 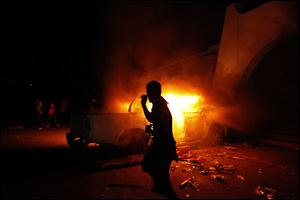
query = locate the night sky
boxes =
[3,1,228,123]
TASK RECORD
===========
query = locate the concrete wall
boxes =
[211,1,298,105]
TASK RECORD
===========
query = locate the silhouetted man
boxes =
[34,97,44,130]
[141,80,179,199]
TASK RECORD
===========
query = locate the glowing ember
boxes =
[164,93,204,139]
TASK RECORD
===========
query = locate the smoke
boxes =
[95,2,225,112]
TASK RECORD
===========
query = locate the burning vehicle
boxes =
[66,88,228,155]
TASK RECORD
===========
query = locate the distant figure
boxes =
[141,80,179,199]
[34,98,44,130]
[58,98,69,125]
[46,101,57,127]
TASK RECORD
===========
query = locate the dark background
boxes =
[2,1,229,125]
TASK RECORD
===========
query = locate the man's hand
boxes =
[141,94,147,105]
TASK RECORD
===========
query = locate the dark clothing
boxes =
[141,96,178,198]
[142,96,178,166]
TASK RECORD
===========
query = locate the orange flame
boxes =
[126,91,204,140]
[164,93,204,139]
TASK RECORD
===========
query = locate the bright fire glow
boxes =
[163,93,204,139]
[126,92,204,140]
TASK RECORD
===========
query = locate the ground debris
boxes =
[224,146,237,151]
[199,170,209,176]
[225,155,244,161]
[255,186,276,199]
[236,174,245,181]
[206,161,237,174]
[258,168,263,174]
[217,164,237,174]
[177,145,190,154]
[211,175,226,182]
[177,150,206,164]
[182,168,193,172]
[170,165,179,172]
[208,166,217,171]
[179,177,199,190]
[216,152,228,157]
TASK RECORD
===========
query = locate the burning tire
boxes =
[117,128,148,155]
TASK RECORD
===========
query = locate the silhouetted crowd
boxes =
[33,97,70,130]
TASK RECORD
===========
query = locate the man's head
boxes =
[146,80,161,103]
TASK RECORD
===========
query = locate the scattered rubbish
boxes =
[221,164,236,173]
[194,165,204,171]
[237,175,245,181]
[224,146,237,151]
[216,152,227,157]
[231,156,244,161]
[255,186,276,199]
[207,163,236,174]
[182,168,194,172]
[258,168,263,174]
[226,155,244,161]
[199,170,209,176]
[212,160,220,165]
[208,166,217,171]
[186,168,193,172]
[177,150,206,164]
[181,161,194,166]
[108,183,143,189]
[180,177,193,188]
[177,145,190,154]
[171,165,180,172]
[211,175,226,182]
[188,157,206,164]
[179,177,198,189]
[177,151,194,161]
[185,194,191,198]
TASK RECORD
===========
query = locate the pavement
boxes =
[1,126,299,199]
[50,140,299,199]
[255,129,299,151]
